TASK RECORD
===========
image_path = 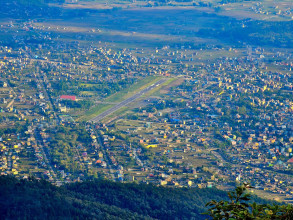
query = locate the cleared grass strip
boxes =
[78,76,163,122]
[77,104,113,122]
[105,76,162,103]
[141,77,175,97]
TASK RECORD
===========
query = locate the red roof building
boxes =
[60,95,76,101]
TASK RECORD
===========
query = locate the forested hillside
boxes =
[0,175,273,219]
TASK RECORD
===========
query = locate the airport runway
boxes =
[89,78,167,123]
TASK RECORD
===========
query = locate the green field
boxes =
[77,104,113,122]
[101,106,129,123]
[105,76,162,103]
[77,76,161,122]
[142,77,175,97]
[101,77,177,121]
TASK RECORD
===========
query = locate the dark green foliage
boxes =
[0,176,286,219]
[47,125,92,172]
[205,185,293,219]
[0,0,62,19]
[60,99,93,109]
[198,20,293,48]
[65,179,228,219]
[0,123,28,137]
[0,175,230,219]
[0,175,149,219]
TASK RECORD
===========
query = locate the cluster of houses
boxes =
[0,16,292,200]
[92,46,293,194]
[250,2,293,19]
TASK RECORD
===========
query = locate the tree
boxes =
[205,185,293,219]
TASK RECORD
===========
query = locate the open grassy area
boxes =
[248,189,288,203]
[100,77,178,122]
[101,106,129,123]
[105,76,162,103]
[80,91,96,96]
[77,76,162,122]
[142,77,175,97]
[77,104,113,122]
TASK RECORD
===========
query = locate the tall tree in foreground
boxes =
[205,185,293,219]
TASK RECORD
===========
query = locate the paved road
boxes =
[96,135,116,181]
[90,127,116,181]
[89,78,167,123]
[34,128,57,181]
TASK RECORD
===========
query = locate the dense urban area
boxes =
[0,0,293,205]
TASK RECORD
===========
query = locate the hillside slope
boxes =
[0,175,226,219]
[0,175,271,219]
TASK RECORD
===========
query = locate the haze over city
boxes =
[0,0,293,219]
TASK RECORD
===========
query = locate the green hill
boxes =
[0,175,226,219]
[0,175,273,219]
